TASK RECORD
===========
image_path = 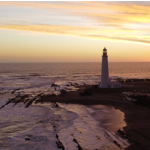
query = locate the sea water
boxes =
[0,62,150,150]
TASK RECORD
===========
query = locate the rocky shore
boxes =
[1,79,150,150]
[35,79,150,150]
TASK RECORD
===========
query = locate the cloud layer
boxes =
[1,1,150,44]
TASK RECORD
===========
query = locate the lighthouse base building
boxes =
[98,81,122,88]
[98,47,122,89]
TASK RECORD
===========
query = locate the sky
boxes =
[0,1,150,62]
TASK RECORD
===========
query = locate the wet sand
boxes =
[89,105,126,132]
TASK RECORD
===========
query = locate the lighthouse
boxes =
[99,47,110,88]
[99,47,122,88]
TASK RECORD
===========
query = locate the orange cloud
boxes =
[0,2,150,45]
[1,24,150,45]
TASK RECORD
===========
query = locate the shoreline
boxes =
[1,79,150,149]
[36,80,150,150]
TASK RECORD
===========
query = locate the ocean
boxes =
[0,62,149,150]
[0,62,150,95]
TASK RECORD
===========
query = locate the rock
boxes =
[25,137,30,141]
[56,141,64,150]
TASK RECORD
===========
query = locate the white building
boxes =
[99,47,109,88]
[98,47,122,88]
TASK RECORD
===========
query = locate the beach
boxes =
[35,79,150,150]
[1,79,150,150]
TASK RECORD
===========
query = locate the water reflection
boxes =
[89,105,126,132]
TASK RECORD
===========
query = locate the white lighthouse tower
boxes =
[99,47,110,88]
[99,47,122,88]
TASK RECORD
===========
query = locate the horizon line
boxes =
[0,61,150,63]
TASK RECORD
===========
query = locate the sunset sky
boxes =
[0,1,150,62]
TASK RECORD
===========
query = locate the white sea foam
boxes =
[56,103,129,150]
[0,92,130,150]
